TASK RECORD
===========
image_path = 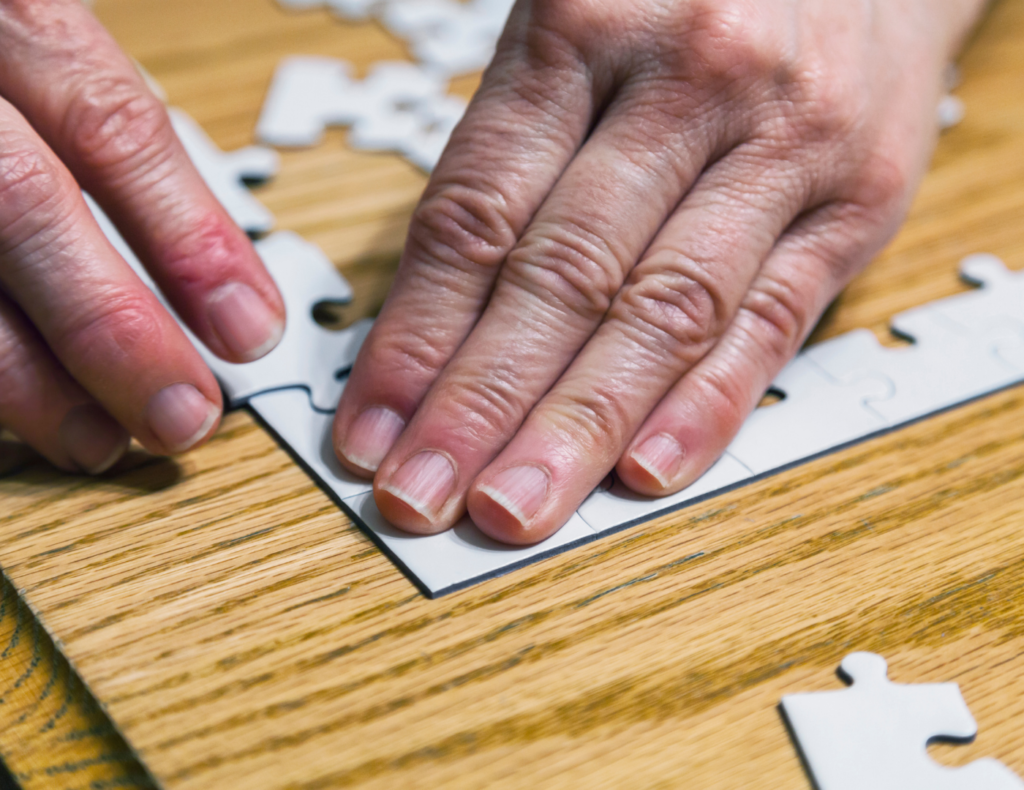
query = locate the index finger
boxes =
[0,0,285,364]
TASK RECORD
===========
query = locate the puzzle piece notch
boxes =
[168,108,279,235]
[805,260,1024,424]
[88,194,367,413]
[256,56,464,171]
[210,231,372,412]
[782,652,1024,790]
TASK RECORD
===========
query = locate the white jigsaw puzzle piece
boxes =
[257,57,459,170]
[782,652,1024,790]
[726,353,893,475]
[256,57,367,147]
[805,258,1024,425]
[169,108,279,235]
[275,0,512,76]
[87,196,368,412]
[249,387,598,596]
[202,232,371,411]
[929,254,1024,368]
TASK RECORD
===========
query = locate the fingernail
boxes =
[146,383,219,453]
[207,282,283,362]
[382,451,456,519]
[631,433,684,487]
[341,407,406,472]
[59,404,130,474]
[478,465,550,526]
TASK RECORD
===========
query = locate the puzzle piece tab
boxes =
[782,652,1023,790]
[805,259,1024,425]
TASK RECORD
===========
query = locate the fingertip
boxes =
[144,382,220,455]
[375,450,458,535]
[334,405,407,477]
[467,490,543,546]
[59,403,130,475]
[617,432,685,497]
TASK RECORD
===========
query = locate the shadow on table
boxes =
[0,437,183,494]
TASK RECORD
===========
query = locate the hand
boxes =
[334,0,986,544]
[0,0,284,474]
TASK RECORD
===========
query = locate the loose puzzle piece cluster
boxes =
[277,0,514,76]
[256,56,467,171]
[782,653,1023,789]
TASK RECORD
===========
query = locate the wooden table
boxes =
[2,1,1024,787]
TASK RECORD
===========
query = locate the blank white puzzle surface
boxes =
[782,652,1023,789]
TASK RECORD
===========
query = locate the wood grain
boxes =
[2,0,1024,788]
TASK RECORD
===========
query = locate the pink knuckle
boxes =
[741,278,806,356]
[58,288,161,363]
[854,153,913,212]
[62,77,174,174]
[371,325,454,384]
[504,222,622,320]
[444,367,525,444]
[547,384,632,449]
[0,140,66,238]
[158,212,254,289]
[408,186,518,274]
[697,366,749,430]
[617,264,722,356]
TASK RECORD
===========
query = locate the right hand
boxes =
[0,0,285,474]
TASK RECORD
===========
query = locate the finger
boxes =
[462,157,812,544]
[0,98,222,455]
[0,0,284,363]
[374,135,785,534]
[0,288,128,474]
[333,13,604,475]
[615,204,892,497]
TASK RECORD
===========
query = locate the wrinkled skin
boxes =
[0,0,284,474]
[333,0,988,543]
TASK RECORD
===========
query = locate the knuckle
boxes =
[546,382,633,451]
[740,275,808,358]
[0,138,68,243]
[784,56,866,145]
[614,264,722,363]
[696,364,749,432]
[370,324,455,386]
[159,211,253,288]
[683,1,782,83]
[408,185,519,274]
[443,365,526,445]
[853,152,913,213]
[504,220,624,321]
[61,76,174,174]
[57,287,162,366]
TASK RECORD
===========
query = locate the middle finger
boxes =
[372,94,738,532]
